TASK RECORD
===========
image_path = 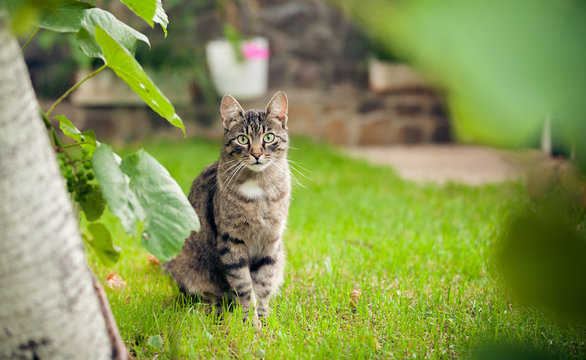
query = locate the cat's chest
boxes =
[217,179,289,244]
[238,180,265,199]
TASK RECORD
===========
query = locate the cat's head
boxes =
[220,91,289,172]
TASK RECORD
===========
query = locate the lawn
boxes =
[86,138,586,359]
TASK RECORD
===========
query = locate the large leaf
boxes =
[37,1,91,32]
[94,25,185,134]
[36,2,183,135]
[120,0,168,36]
[92,145,144,234]
[5,0,70,34]
[77,8,149,59]
[36,2,149,59]
[121,150,199,262]
[340,0,586,168]
[92,145,199,261]
[84,222,121,267]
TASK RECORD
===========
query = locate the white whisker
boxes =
[288,159,313,174]
[287,161,312,182]
[215,160,241,190]
[226,162,246,190]
[273,160,305,189]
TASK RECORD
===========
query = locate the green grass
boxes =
[87,138,586,359]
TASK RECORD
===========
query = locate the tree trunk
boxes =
[0,13,125,360]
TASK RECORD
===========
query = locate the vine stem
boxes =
[46,64,108,118]
[20,28,39,53]
[62,142,91,149]
[40,108,63,148]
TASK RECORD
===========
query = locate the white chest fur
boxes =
[239,180,265,199]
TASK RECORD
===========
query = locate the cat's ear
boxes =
[265,91,288,128]
[220,94,245,129]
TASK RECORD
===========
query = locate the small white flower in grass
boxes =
[323,257,332,275]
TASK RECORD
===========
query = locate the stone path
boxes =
[345,145,547,186]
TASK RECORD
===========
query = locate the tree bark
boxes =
[0,13,125,360]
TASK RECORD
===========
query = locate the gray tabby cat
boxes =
[166,91,290,322]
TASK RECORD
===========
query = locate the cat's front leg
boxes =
[250,241,284,319]
[217,233,255,320]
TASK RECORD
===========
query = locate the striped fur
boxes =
[166,92,290,322]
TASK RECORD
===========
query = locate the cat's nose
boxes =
[251,153,262,160]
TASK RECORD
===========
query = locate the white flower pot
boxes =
[206,37,269,100]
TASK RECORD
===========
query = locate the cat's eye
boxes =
[237,135,249,145]
[263,133,275,143]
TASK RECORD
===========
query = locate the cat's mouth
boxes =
[247,161,270,172]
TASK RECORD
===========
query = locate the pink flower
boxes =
[242,43,270,60]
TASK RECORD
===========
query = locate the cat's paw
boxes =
[252,316,262,329]
[243,314,262,329]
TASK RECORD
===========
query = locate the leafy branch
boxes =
[15,0,199,265]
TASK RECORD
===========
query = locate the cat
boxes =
[166,91,291,323]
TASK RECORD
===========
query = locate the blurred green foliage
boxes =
[4,0,69,34]
[338,2,586,353]
[223,23,244,62]
[500,197,586,323]
[340,0,586,170]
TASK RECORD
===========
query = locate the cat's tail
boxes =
[161,260,173,276]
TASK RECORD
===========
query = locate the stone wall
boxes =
[241,86,451,146]
[42,85,450,146]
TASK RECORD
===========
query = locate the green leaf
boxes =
[94,25,185,134]
[147,335,163,350]
[36,2,149,59]
[119,0,168,37]
[84,222,120,267]
[5,0,70,35]
[77,8,149,59]
[153,0,169,37]
[92,145,144,234]
[93,145,198,261]
[121,150,199,262]
[37,1,91,33]
[56,115,97,153]
[119,0,156,27]
[79,185,106,221]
